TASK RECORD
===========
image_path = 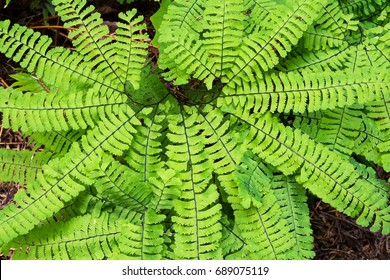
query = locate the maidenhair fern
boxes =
[0,0,389,260]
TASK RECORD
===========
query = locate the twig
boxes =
[0,76,9,88]
[29,25,76,31]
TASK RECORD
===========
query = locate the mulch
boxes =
[311,200,390,259]
[0,0,389,261]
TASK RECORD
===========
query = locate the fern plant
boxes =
[0,0,389,260]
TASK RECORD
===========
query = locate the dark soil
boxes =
[0,0,389,260]
[311,200,390,259]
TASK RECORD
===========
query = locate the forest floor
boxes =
[0,0,389,260]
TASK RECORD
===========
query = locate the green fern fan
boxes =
[0,0,389,260]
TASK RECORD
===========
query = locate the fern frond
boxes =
[157,0,211,85]
[292,108,386,165]
[292,110,322,139]
[220,68,385,114]
[158,0,325,88]
[271,174,314,259]
[0,146,95,247]
[79,103,139,156]
[366,95,390,132]
[378,140,390,172]
[53,0,148,90]
[10,72,51,93]
[0,87,129,132]
[89,155,152,213]
[0,150,52,185]
[351,29,389,70]
[114,9,149,90]
[54,0,113,67]
[0,21,97,93]
[127,65,168,106]
[71,191,143,222]
[351,159,390,200]
[228,0,324,84]
[0,105,139,246]
[339,0,387,19]
[0,0,388,261]
[3,213,121,260]
[148,168,181,212]
[197,105,240,174]
[223,153,295,259]
[279,21,388,74]
[300,1,357,51]
[158,28,217,87]
[171,183,222,259]
[125,106,166,181]
[166,106,223,259]
[219,216,246,259]
[315,104,363,156]
[202,0,246,79]
[0,20,52,74]
[29,130,84,156]
[228,110,390,233]
[0,10,146,98]
[278,45,352,72]
[161,0,205,34]
[242,0,279,34]
[366,88,390,170]
[118,209,166,260]
[234,153,273,209]
[353,115,384,164]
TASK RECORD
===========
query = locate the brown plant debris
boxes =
[312,200,390,260]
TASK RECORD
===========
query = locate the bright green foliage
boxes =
[3,213,122,260]
[0,0,389,260]
[339,0,388,19]
[232,152,297,259]
[117,0,160,4]
[117,209,166,260]
[0,149,52,185]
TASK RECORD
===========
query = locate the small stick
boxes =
[29,25,76,31]
[0,77,9,88]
